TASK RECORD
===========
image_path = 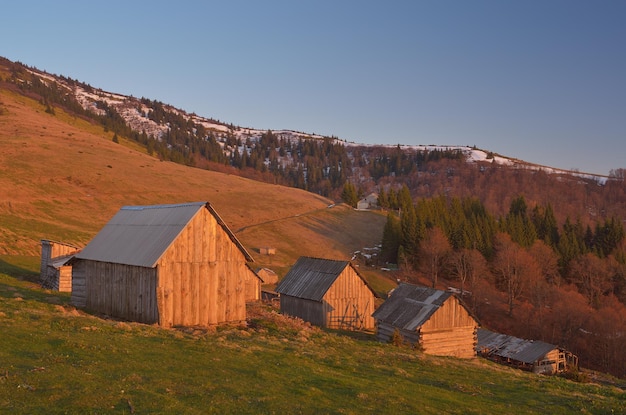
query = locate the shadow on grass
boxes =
[0,257,39,281]
[0,258,70,304]
[323,327,378,343]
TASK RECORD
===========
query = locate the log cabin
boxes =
[70,202,260,327]
[372,283,478,358]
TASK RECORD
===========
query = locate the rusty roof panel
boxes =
[477,328,558,364]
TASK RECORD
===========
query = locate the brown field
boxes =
[0,86,392,289]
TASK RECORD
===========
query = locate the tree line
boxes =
[378,188,626,377]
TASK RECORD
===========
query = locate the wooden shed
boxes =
[275,256,379,330]
[40,240,81,292]
[476,328,578,374]
[372,283,479,358]
[70,202,260,327]
[256,267,278,285]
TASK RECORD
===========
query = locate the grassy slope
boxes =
[1,272,624,414]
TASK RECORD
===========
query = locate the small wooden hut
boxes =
[275,256,378,330]
[40,240,81,292]
[476,328,578,374]
[372,283,479,358]
[70,202,260,327]
[256,267,278,285]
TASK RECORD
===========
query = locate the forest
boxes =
[375,188,626,378]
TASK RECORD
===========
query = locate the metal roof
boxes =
[75,202,252,267]
[476,328,558,364]
[372,283,453,331]
[275,256,376,302]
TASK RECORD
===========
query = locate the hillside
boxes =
[1,58,626,411]
[0,83,388,285]
[1,270,625,414]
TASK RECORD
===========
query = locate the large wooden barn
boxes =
[70,202,261,327]
[476,328,578,374]
[275,256,379,330]
[40,240,81,292]
[372,283,479,358]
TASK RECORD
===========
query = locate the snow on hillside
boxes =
[28,67,608,184]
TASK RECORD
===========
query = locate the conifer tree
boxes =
[341,182,358,207]
[380,212,401,264]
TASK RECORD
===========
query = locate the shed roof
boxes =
[275,256,378,302]
[371,283,455,331]
[476,328,558,364]
[75,202,253,267]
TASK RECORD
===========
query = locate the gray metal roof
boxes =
[372,283,452,331]
[75,202,252,267]
[476,328,558,364]
[275,256,376,302]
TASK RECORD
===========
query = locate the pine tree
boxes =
[380,212,401,264]
[341,182,358,207]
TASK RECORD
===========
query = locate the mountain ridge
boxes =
[14,58,609,183]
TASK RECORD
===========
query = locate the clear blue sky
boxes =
[2,0,624,175]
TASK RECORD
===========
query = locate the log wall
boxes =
[376,295,477,358]
[420,296,477,358]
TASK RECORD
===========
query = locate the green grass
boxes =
[1,272,624,414]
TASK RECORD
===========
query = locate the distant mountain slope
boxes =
[9,58,609,185]
[0,83,387,276]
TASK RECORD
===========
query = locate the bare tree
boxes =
[449,248,488,295]
[569,253,611,308]
[492,233,541,316]
[419,226,451,288]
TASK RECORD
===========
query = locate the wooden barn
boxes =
[70,202,261,327]
[372,283,479,358]
[40,240,81,292]
[476,328,578,374]
[275,256,379,330]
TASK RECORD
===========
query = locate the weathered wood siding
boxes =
[420,296,477,358]
[56,265,73,292]
[280,295,326,326]
[376,322,420,344]
[323,267,376,330]
[375,295,477,358]
[244,267,261,301]
[533,348,561,374]
[155,208,249,327]
[70,260,158,323]
[40,240,80,290]
[279,266,376,330]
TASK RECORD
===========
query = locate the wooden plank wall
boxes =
[324,267,376,330]
[70,261,88,307]
[156,208,248,327]
[280,295,325,326]
[57,265,72,292]
[71,260,158,323]
[41,240,80,290]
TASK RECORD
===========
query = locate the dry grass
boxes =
[0,86,394,289]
